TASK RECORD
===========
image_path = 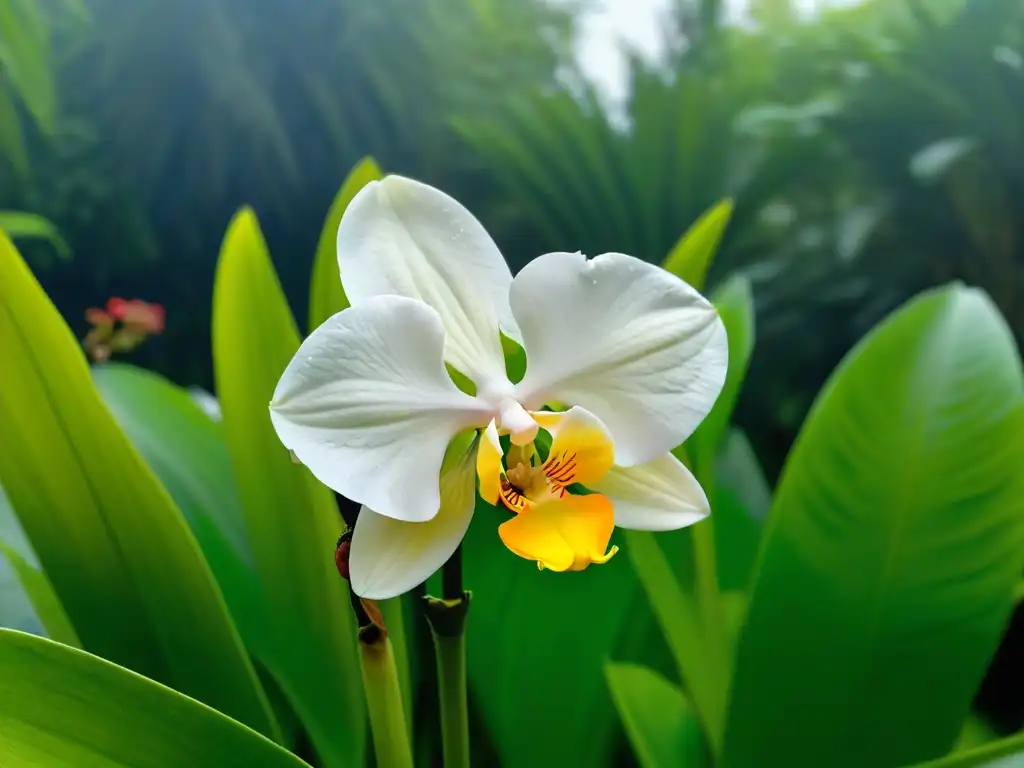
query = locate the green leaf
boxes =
[0,540,80,646]
[463,496,638,768]
[909,730,1024,768]
[0,629,310,767]
[661,199,734,291]
[92,363,269,658]
[0,230,278,738]
[722,284,1024,768]
[212,208,365,767]
[605,662,711,768]
[713,430,769,591]
[624,529,726,753]
[954,714,999,752]
[691,273,755,476]
[715,429,771,522]
[0,485,78,644]
[308,156,382,331]
[0,210,71,259]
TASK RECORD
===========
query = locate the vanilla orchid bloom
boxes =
[269,175,728,599]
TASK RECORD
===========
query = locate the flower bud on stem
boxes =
[424,546,471,768]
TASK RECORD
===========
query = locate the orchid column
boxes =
[268,175,729,766]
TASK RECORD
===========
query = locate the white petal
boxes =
[269,295,490,522]
[349,443,478,599]
[591,452,710,531]
[337,175,519,385]
[512,251,727,466]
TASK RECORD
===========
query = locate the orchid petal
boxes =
[270,295,490,522]
[337,175,519,385]
[498,493,618,572]
[532,406,615,488]
[591,452,710,531]
[476,419,503,506]
[511,251,728,466]
[350,443,478,599]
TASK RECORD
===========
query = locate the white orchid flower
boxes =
[269,175,728,599]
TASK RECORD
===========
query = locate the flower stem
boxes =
[358,622,414,768]
[424,548,471,768]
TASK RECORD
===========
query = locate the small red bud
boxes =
[335,538,351,581]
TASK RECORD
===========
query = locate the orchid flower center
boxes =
[476,407,620,572]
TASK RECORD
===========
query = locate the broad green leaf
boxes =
[308,156,382,331]
[0,210,71,259]
[0,230,278,738]
[691,273,755,476]
[605,662,711,768]
[213,208,364,767]
[92,363,268,656]
[661,199,733,291]
[463,496,637,768]
[0,629,309,767]
[723,284,1024,768]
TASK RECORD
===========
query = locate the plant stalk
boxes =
[424,547,471,768]
[358,622,414,768]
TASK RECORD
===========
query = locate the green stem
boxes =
[431,625,469,768]
[425,549,471,768]
[358,624,414,768]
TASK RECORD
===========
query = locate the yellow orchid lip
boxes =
[499,493,619,573]
[477,406,619,572]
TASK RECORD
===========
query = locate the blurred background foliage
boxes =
[3,0,1024,760]
[6,0,1022,483]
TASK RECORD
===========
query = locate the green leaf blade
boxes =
[213,208,365,767]
[661,199,734,291]
[0,629,309,768]
[308,156,382,331]
[605,662,711,768]
[92,363,269,658]
[723,284,1024,767]
[0,230,278,739]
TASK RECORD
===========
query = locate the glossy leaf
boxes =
[661,199,733,291]
[463,496,638,768]
[92,363,269,656]
[0,629,309,767]
[308,156,383,331]
[213,208,364,767]
[606,662,711,768]
[0,230,278,738]
[723,285,1024,767]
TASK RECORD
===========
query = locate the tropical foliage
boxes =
[3,0,1024,765]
